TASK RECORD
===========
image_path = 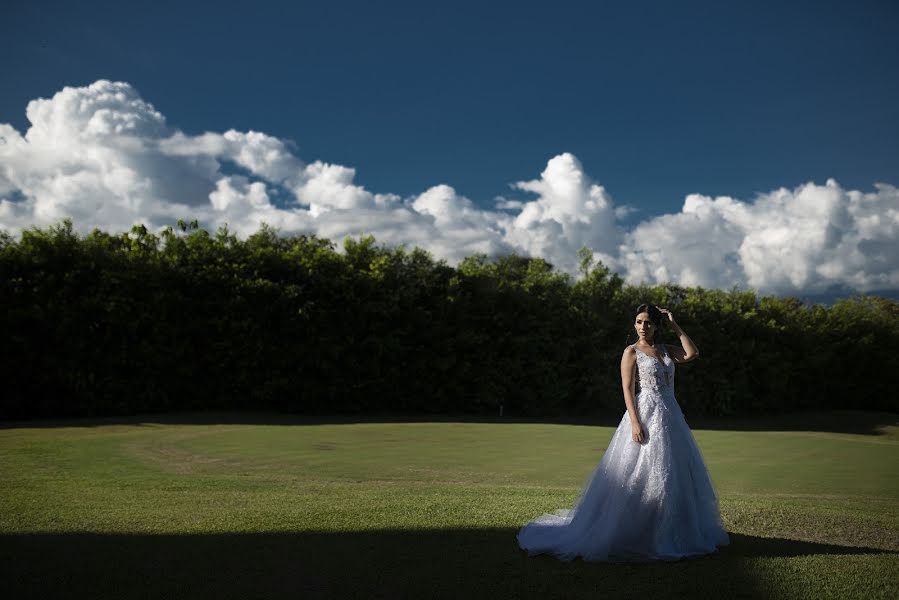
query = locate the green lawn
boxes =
[1,411,897,599]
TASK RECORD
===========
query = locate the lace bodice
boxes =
[632,343,675,397]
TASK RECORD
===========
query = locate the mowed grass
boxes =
[1,411,897,599]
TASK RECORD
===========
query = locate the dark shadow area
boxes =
[2,409,896,436]
[720,533,897,558]
[1,529,895,600]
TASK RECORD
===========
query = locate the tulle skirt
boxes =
[517,393,729,562]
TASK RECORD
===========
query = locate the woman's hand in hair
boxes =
[658,307,677,327]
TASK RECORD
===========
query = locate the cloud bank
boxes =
[1,80,897,296]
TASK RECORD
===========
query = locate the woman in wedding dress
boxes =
[517,303,730,562]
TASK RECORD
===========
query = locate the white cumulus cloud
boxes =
[613,180,899,295]
[1,79,897,296]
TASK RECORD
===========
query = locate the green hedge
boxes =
[1,219,896,419]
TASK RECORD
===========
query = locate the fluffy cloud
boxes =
[505,153,624,273]
[1,80,897,296]
[614,180,899,294]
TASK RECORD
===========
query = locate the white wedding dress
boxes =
[517,342,730,562]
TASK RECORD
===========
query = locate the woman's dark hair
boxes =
[625,303,665,347]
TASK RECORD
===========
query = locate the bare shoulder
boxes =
[621,345,636,362]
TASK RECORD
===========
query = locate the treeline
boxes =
[1,219,897,420]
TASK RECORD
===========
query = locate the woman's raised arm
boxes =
[659,308,699,363]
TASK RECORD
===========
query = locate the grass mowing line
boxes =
[744,430,899,445]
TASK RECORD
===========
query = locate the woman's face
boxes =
[635,312,656,342]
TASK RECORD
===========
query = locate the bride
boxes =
[517,303,730,562]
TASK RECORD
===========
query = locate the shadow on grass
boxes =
[2,409,897,437]
[1,529,895,599]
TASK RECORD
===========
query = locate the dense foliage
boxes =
[2,219,897,419]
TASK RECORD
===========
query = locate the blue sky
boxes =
[1,0,898,298]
